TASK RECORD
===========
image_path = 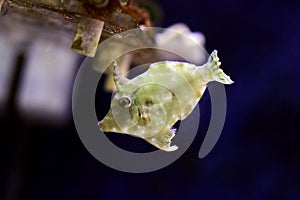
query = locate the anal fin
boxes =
[145,128,178,152]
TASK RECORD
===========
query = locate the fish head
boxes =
[98,83,177,138]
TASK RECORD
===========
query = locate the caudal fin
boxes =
[205,50,234,84]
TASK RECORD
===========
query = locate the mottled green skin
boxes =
[99,50,233,151]
[130,84,179,127]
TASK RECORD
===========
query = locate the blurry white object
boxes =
[17,36,79,121]
[155,23,206,64]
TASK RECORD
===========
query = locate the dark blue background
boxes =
[1,0,300,199]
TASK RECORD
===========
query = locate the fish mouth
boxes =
[98,111,123,133]
[98,120,111,132]
[98,119,114,132]
[97,120,104,131]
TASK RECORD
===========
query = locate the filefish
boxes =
[98,50,233,151]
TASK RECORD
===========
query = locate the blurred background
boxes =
[1,0,300,200]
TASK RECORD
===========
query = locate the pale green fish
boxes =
[98,50,233,151]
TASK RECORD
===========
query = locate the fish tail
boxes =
[204,50,234,84]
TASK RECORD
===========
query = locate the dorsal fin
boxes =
[113,60,129,90]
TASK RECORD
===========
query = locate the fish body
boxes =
[98,50,233,151]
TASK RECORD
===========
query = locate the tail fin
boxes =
[205,50,234,84]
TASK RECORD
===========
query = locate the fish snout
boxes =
[98,111,122,133]
[98,120,104,131]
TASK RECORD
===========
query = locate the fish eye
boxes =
[119,95,132,108]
